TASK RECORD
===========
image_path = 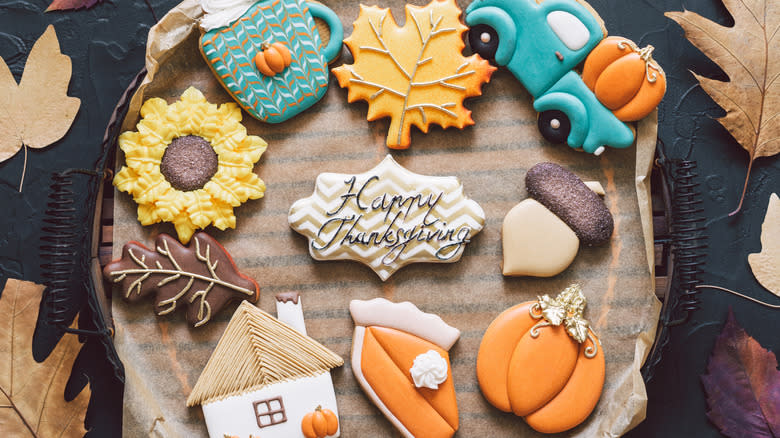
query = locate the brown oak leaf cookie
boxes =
[103,232,259,327]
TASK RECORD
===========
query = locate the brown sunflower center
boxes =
[160,135,219,191]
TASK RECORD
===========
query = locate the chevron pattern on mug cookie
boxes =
[289,155,486,280]
[200,0,329,123]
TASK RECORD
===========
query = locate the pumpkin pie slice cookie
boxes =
[350,298,461,438]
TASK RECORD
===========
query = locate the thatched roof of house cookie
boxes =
[186,301,344,406]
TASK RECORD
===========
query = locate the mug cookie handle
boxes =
[307,1,344,63]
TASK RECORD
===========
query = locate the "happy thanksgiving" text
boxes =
[313,175,473,264]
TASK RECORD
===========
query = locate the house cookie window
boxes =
[253,396,287,428]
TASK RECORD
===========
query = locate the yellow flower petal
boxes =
[180,86,207,104]
[185,191,216,229]
[210,202,237,230]
[173,219,196,244]
[206,171,265,205]
[139,97,168,119]
[153,190,190,222]
[137,203,161,225]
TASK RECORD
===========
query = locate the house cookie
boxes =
[476,284,605,434]
[349,298,461,438]
[199,0,343,123]
[103,232,259,327]
[114,87,266,244]
[332,0,495,148]
[288,155,486,280]
[501,162,613,277]
[187,294,344,437]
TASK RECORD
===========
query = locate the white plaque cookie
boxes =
[288,155,485,280]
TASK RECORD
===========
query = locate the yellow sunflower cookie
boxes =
[114,87,267,243]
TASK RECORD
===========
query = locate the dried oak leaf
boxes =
[666,1,780,215]
[332,0,495,149]
[46,0,101,12]
[0,279,90,437]
[103,233,260,327]
[701,308,780,437]
[748,193,779,295]
[0,25,80,191]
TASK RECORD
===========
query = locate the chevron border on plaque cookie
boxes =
[289,155,486,280]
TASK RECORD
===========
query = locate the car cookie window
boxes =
[546,10,590,51]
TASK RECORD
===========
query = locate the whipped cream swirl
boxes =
[200,0,257,31]
[409,350,448,390]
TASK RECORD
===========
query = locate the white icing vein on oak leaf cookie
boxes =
[289,155,485,280]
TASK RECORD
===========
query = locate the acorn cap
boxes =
[525,162,614,246]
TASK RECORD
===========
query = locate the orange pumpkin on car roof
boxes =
[583,36,666,122]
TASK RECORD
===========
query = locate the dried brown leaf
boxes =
[701,309,780,437]
[665,1,780,214]
[0,25,81,191]
[45,0,102,12]
[0,279,90,437]
[748,193,779,295]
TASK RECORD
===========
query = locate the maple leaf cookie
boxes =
[332,0,495,148]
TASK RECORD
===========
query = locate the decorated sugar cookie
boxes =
[466,0,665,154]
[350,298,461,438]
[502,162,613,277]
[288,155,486,280]
[187,294,344,437]
[582,36,666,122]
[332,0,495,149]
[103,232,260,327]
[477,284,605,434]
[199,0,343,123]
[114,87,266,243]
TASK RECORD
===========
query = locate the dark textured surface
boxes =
[0,1,176,436]
[0,0,778,437]
[160,135,219,191]
[526,162,614,246]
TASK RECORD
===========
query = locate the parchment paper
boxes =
[112,0,662,435]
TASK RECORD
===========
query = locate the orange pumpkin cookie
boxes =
[583,36,666,122]
[349,298,461,438]
[476,284,605,434]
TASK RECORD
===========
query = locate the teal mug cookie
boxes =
[199,0,343,123]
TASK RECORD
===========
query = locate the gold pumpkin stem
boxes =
[529,320,551,338]
[529,302,543,319]
[638,45,661,83]
[529,284,601,356]
[584,332,599,358]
